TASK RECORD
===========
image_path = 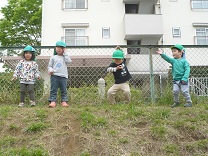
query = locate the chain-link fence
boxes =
[0,45,208,105]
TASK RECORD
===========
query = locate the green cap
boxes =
[23,45,35,53]
[55,41,66,48]
[171,44,184,51]
[112,50,124,59]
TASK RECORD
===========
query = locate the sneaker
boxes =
[49,101,56,108]
[30,100,36,107]
[184,103,192,107]
[171,102,179,108]
[61,101,69,107]
[18,102,25,107]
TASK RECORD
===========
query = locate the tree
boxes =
[0,0,42,47]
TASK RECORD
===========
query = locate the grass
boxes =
[0,99,208,155]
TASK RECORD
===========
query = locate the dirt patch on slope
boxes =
[40,108,81,156]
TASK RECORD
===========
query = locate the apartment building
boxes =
[39,0,208,88]
[41,0,208,47]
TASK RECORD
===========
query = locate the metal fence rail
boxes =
[0,45,208,105]
[190,77,208,96]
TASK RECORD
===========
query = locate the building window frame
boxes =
[191,0,208,9]
[125,4,139,14]
[63,28,88,46]
[195,27,208,45]
[102,27,110,38]
[63,0,88,9]
[172,27,181,37]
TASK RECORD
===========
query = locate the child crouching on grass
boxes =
[156,44,192,108]
[12,45,41,107]
[107,46,132,104]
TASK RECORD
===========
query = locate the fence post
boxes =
[149,47,155,104]
[98,78,105,99]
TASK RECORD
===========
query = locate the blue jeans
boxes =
[48,75,68,102]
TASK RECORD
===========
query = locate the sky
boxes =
[0,0,8,19]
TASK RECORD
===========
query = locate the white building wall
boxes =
[161,0,208,45]
[41,0,208,75]
[42,0,208,46]
[41,0,126,46]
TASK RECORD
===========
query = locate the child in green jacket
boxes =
[156,44,192,107]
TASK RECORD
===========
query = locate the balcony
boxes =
[124,14,163,40]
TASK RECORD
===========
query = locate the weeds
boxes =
[0,85,207,155]
[80,111,107,132]
[0,136,17,148]
[35,109,48,121]
[0,147,48,156]
[25,122,48,132]
[0,106,15,118]
[163,144,179,155]
[150,125,167,139]
[8,124,19,131]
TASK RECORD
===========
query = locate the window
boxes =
[191,0,208,9]
[64,0,87,9]
[102,28,110,38]
[64,28,88,46]
[127,40,141,54]
[172,27,181,37]
[195,28,208,45]
[125,4,139,14]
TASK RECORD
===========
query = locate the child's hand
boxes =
[116,65,123,70]
[156,48,163,54]
[181,81,187,85]
[63,48,66,53]
[49,71,54,75]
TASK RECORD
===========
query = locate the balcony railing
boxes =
[61,36,89,46]
[124,14,163,40]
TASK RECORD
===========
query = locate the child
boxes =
[156,44,192,107]
[12,45,41,107]
[107,46,132,104]
[48,41,72,108]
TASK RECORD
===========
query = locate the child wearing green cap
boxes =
[156,44,192,107]
[12,45,41,107]
[107,46,132,104]
[48,41,72,108]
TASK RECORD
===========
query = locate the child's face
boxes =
[171,48,182,59]
[113,58,123,65]
[56,46,65,55]
[24,51,32,60]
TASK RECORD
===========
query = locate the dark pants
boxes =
[20,83,35,103]
[48,75,68,102]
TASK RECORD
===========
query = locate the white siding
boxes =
[161,0,208,45]
[41,0,126,46]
